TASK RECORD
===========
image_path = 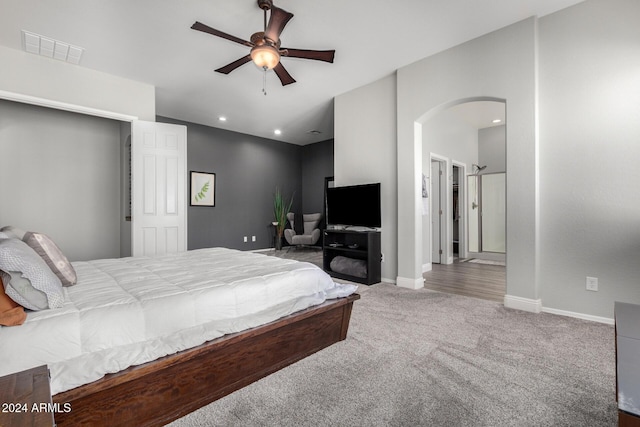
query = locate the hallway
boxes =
[423,261,505,303]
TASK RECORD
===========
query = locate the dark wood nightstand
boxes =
[615,302,640,426]
[0,365,55,427]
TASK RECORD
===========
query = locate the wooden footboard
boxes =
[53,294,360,427]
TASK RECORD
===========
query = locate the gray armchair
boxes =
[284,213,322,249]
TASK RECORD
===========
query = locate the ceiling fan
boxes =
[191,0,335,86]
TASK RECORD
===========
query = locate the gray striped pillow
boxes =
[23,232,77,287]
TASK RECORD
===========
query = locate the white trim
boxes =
[422,262,432,273]
[396,276,425,289]
[504,294,541,313]
[381,277,396,284]
[0,90,138,122]
[502,294,614,324]
[541,307,614,325]
[429,154,450,266]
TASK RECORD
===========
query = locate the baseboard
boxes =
[504,294,542,313]
[381,277,396,284]
[422,263,432,273]
[541,307,614,325]
[396,276,425,290]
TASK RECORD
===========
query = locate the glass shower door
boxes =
[466,173,505,254]
[481,173,505,253]
[467,175,479,253]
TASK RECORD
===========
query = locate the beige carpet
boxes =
[168,282,616,427]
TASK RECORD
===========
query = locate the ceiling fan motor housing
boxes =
[258,0,273,11]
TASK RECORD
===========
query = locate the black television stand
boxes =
[322,229,381,285]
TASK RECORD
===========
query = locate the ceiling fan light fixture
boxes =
[250,44,280,70]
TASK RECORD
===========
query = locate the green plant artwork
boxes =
[190,171,215,206]
[195,181,210,202]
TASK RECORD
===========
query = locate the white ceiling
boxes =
[449,101,506,130]
[0,0,583,145]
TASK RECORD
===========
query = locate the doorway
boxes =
[467,172,506,260]
[430,159,445,264]
[452,164,464,261]
[421,99,506,301]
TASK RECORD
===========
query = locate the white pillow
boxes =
[0,270,49,310]
[0,238,64,310]
[0,226,26,240]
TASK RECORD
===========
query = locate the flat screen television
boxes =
[326,183,381,228]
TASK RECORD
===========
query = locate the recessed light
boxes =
[492,119,502,124]
[218,116,227,122]
[274,129,282,135]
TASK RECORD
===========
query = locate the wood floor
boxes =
[265,247,506,303]
[423,260,506,303]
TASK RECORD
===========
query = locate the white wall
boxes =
[397,18,538,296]
[334,0,640,319]
[479,125,506,174]
[334,74,397,282]
[0,100,122,261]
[0,45,155,260]
[538,0,640,317]
[0,46,155,120]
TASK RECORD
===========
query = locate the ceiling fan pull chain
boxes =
[262,66,267,95]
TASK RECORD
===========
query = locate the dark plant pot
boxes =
[275,236,283,250]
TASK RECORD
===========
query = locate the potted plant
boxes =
[273,187,294,250]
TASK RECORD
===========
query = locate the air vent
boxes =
[22,30,84,65]
[306,130,322,135]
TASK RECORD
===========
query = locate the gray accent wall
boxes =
[158,117,332,251]
[301,139,334,231]
[0,99,122,261]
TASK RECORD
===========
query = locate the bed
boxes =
[0,245,359,426]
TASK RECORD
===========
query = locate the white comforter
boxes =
[0,248,354,394]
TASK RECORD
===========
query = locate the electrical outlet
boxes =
[243,236,247,243]
[251,236,256,242]
[586,276,598,291]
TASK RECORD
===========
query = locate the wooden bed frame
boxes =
[52,293,360,426]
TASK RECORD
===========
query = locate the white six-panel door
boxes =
[131,120,187,257]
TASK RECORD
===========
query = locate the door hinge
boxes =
[439,209,443,215]
[439,249,443,254]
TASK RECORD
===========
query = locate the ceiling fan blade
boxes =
[215,55,252,74]
[281,48,335,63]
[273,62,296,86]
[264,6,294,43]
[191,21,253,47]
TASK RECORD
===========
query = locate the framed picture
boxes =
[190,171,216,206]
